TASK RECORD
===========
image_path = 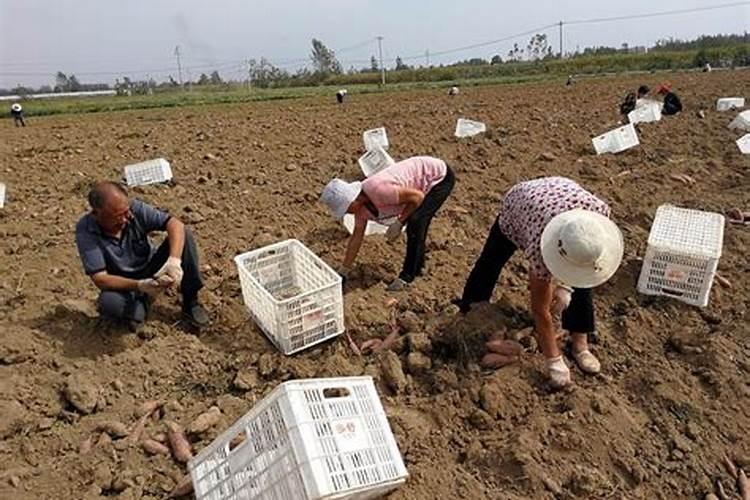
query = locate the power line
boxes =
[566,1,750,25]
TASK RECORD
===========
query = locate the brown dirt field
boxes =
[1,70,749,500]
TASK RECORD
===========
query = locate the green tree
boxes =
[491,54,503,65]
[310,39,342,74]
[197,73,210,85]
[370,55,379,72]
[68,74,82,91]
[395,56,409,70]
[209,71,222,85]
[248,58,288,88]
[55,71,69,92]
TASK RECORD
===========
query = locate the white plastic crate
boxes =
[189,377,408,500]
[729,110,750,132]
[362,128,389,152]
[592,123,639,154]
[628,100,662,124]
[716,97,745,111]
[124,158,173,187]
[738,134,750,154]
[637,205,725,307]
[454,118,486,138]
[342,214,404,237]
[358,146,395,178]
[234,239,344,355]
[0,182,5,209]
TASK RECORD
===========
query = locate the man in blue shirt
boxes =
[75,181,209,331]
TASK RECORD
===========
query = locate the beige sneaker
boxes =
[546,355,571,388]
[572,349,601,374]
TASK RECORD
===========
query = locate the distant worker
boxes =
[10,103,25,127]
[703,63,712,73]
[75,182,210,332]
[336,89,347,104]
[566,75,575,86]
[448,86,460,96]
[619,85,650,120]
[455,177,624,389]
[656,83,682,116]
[321,156,455,292]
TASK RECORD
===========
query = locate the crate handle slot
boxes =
[228,430,248,452]
[660,287,685,297]
[323,387,351,399]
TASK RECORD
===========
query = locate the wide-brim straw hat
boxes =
[541,208,624,288]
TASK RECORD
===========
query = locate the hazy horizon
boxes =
[1,0,748,88]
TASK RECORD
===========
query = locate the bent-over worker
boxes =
[321,156,455,291]
[75,182,210,331]
[455,177,624,388]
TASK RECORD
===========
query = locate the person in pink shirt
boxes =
[321,156,455,291]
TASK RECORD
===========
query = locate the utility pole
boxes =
[377,36,385,86]
[246,59,251,90]
[174,45,183,88]
[558,21,564,58]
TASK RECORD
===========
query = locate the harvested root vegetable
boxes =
[94,420,129,439]
[739,469,749,500]
[723,453,738,479]
[187,406,221,435]
[126,413,151,445]
[168,474,194,498]
[704,494,719,500]
[715,274,732,289]
[141,439,170,456]
[152,432,167,443]
[229,433,246,451]
[165,421,193,463]
[481,353,518,369]
[79,435,94,455]
[96,432,112,448]
[485,339,523,357]
[139,400,163,417]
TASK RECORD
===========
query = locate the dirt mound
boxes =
[0,70,748,499]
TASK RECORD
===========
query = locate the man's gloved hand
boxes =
[385,220,403,242]
[551,285,573,317]
[154,257,183,287]
[137,278,165,297]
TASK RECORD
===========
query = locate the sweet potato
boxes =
[481,353,518,369]
[126,413,151,445]
[485,339,523,357]
[165,421,193,463]
[738,469,749,500]
[138,400,164,417]
[187,407,221,435]
[141,439,170,456]
[168,474,194,498]
[94,420,129,439]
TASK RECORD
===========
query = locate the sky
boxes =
[0,0,748,88]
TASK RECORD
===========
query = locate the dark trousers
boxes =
[400,166,455,282]
[457,220,595,333]
[13,116,25,127]
[98,228,204,322]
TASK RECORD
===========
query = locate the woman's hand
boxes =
[551,285,572,316]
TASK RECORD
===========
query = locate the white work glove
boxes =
[154,257,183,287]
[137,278,165,297]
[384,220,403,242]
[551,285,573,317]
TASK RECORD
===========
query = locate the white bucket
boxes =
[729,110,750,132]
[716,97,745,112]
[738,134,750,154]
[0,182,5,209]
[358,146,395,177]
[592,123,640,154]
[363,127,389,151]
[628,100,662,124]
[455,118,486,138]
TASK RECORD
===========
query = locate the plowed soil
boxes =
[1,69,748,500]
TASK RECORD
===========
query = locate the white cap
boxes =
[540,209,624,288]
[320,178,362,219]
[11,103,22,112]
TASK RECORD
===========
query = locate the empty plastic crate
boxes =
[716,97,745,111]
[455,118,486,138]
[0,182,5,209]
[188,376,408,500]
[358,146,395,178]
[637,205,725,307]
[738,134,750,154]
[234,240,344,355]
[729,110,750,132]
[124,158,173,187]
[342,214,403,237]
[362,128,389,152]
[628,100,662,124]
[592,123,639,154]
